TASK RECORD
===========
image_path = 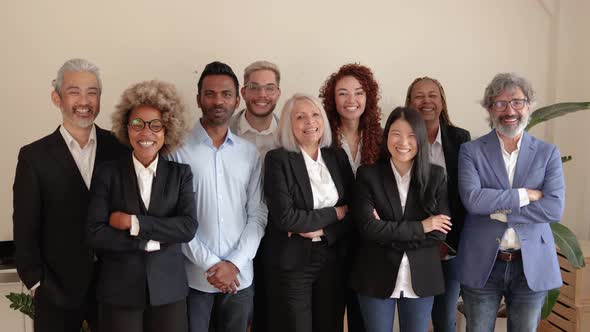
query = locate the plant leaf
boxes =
[552,223,586,268]
[542,288,560,319]
[526,102,590,130]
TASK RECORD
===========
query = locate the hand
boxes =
[527,189,543,202]
[206,261,240,293]
[373,209,381,220]
[109,211,131,230]
[298,229,325,239]
[335,205,348,221]
[421,214,452,234]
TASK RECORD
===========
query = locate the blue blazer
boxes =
[457,130,565,291]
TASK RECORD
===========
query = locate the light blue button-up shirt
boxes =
[168,120,267,293]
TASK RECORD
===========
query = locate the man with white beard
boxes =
[456,73,565,332]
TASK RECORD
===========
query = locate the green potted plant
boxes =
[525,102,590,318]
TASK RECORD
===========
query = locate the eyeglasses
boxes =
[491,99,528,111]
[128,118,164,132]
[244,83,279,95]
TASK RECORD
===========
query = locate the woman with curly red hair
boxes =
[320,64,382,175]
[319,63,382,332]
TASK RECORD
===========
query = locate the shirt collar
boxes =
[132,153,158,176]
[195,119,235,146]
[301,147,324,169]
[390,159,412,182]
[433,126,443,146]
[59,124,97,149]
[496,130,523,153]
[237,109,277,136]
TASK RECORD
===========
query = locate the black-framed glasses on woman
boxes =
[128,118,164,132]
[491,99,528,112]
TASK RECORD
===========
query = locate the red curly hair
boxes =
[319,64,382,165]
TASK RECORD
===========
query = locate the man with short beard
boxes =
[13,58,127,332]
[228,60,281,332]
[456,73,565,332]
[168,61,267,332]
[230,60,281,160]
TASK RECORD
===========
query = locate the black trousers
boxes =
[250,239,267,332]
[266,241,346,332]
[34,285,98,332]
[98,299,187,332]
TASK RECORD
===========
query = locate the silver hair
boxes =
[244,60,281,85]
[481,72,536,109]
[276,93,332,152]
[53,58,102,95]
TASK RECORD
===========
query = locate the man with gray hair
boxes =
[230,60,281,160]
[456,73,565,331]
[13,58,126,332]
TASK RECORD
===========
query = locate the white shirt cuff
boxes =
[490,213,508,223]
[145,240,161,252]
[518,188,530,207]
[130,215,140,236]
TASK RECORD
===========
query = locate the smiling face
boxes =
[334,75,366,122]
[51,70,100,130]
[240,69,281,118]
[409,79,443,124]
[197,74,240,127]
[291,99,324,149]
[488,87,531,138]
[128,106,165,167]
[387,118,418,172]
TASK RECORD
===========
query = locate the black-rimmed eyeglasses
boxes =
[128,118,164,132]
[491,99,528,112]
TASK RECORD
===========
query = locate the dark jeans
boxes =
[97,299,187,332]
[266,241,346,332]
[431,257,461,332]
[357,293,434,332]
[461,255,547,332]
[187,285,254,332]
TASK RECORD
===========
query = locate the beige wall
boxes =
[1,0,587,241]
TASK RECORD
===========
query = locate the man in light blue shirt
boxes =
[168,61,267,332]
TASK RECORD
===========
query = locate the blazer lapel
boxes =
[289,152,314,210]
[513,132,536,188]
[47,127,89,192]
[440,123,458,175]
[122,154,145,215]
[148,156,168,215]
[482,131,510,189]
[381,162,404,221]
[321,148,344,201]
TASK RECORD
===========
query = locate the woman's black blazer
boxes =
[349,162,449,298]
[87,154,197,307]
[263,147,354,271]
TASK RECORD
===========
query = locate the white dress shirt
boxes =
[236,109,277,160]
[59,125,96,189]
[492,132,530,250]
[340,134,362,175]
[301,148,339,241]
[389,160,419,299]
[429,126,446,172]
[129,154,161,252]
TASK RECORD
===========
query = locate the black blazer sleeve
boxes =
[321,148,354,245]
[135,164,198,243]
[13,146,43,288]
[86,161,144,252]
[263,149,339,234]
